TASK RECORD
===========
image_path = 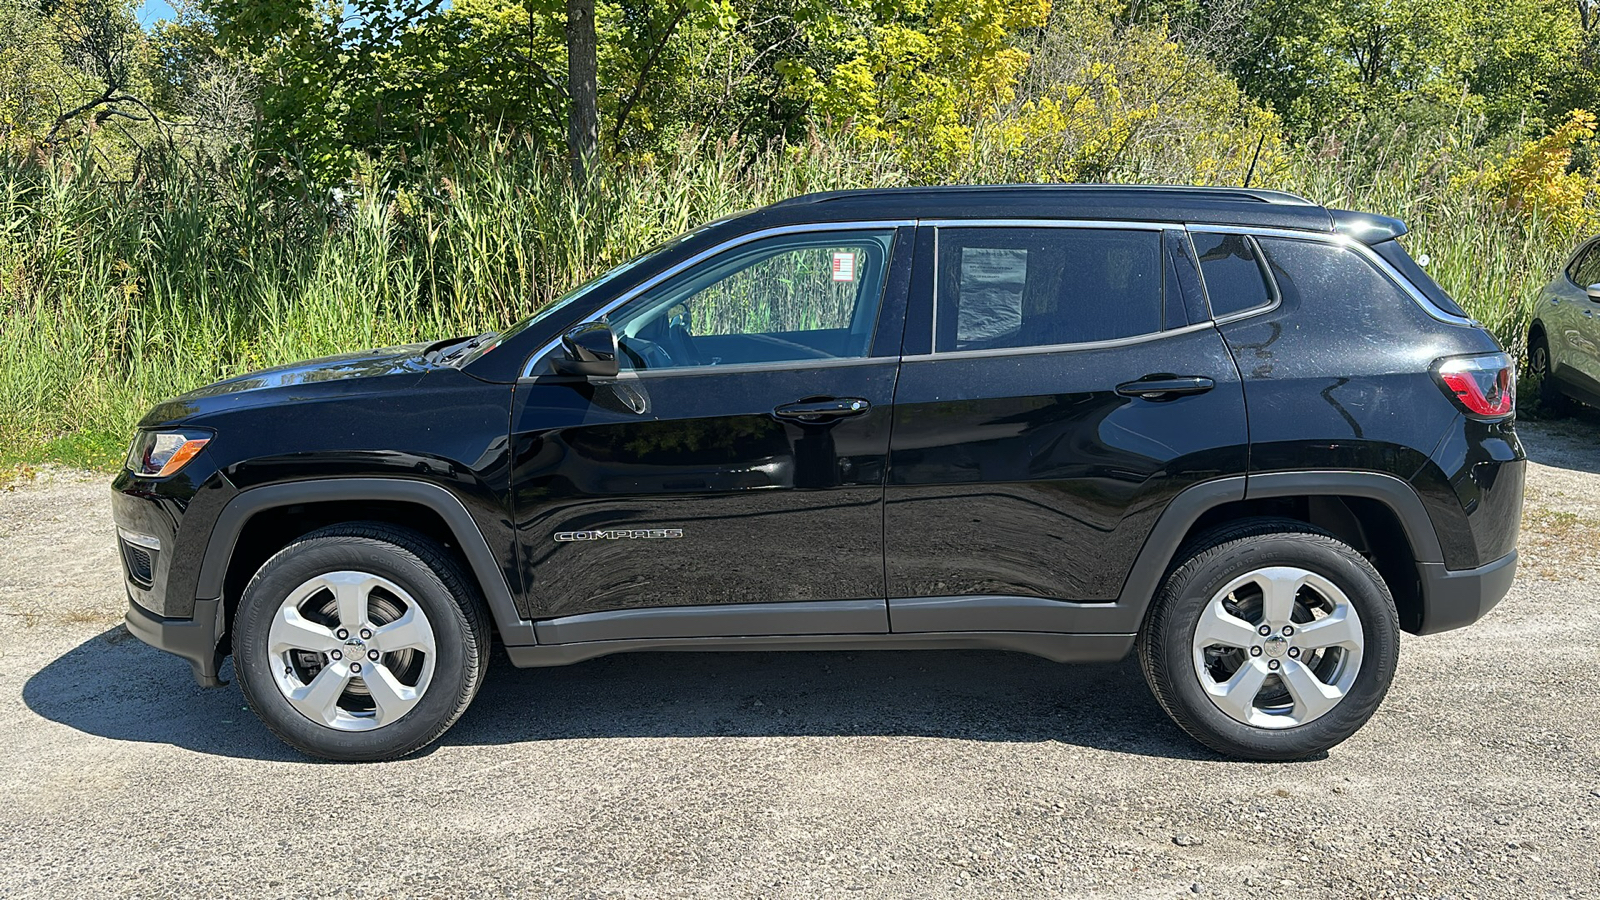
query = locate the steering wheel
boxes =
[663,311,703,367]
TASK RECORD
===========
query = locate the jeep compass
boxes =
[112,185,1524,761]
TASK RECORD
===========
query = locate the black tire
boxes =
[1529,331,1571,417]
[1137,518,1400,761]
[233,523,490,761]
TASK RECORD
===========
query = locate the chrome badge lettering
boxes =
[554,528,685,542]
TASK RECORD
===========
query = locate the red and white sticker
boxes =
[831,252,856,282]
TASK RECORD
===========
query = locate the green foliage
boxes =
[1462,109,1600,241]
[1151,0,1591,139]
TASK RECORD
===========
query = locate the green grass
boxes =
[0,130,1577,468]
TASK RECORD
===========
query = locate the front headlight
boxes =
[125,429,213,478]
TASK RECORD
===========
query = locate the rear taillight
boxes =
[1434,353,1515,419]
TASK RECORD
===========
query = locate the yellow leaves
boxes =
[1466,109,1600,239]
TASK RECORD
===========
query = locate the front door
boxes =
[508,225,914,639]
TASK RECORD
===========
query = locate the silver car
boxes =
[1530,237,1600,413]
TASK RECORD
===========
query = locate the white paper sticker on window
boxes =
[832,251,856,282]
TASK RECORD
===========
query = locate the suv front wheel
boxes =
[1138,519,1401,760]
[234,523,490,761]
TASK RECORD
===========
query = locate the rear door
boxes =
[509,224,915,636]
[883,222,1248,630]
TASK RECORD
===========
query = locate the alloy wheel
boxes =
[266,570,438,731]
[1190,566,1365,729]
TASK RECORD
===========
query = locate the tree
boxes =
[566,0,597,183]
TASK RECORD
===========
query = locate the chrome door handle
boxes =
[1115,375,1215,400]
[773,398,871,422]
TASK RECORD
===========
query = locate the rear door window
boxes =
[1192,232,1275,318]
[934,227,1164,352]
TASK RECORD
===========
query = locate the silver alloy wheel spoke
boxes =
[362,662,423,725]
[288,663,353,726]
[370,606,430,654]
[1278,658,1343,721]
[1193,601,1259,649]
[1294,606,1362,650]
[1256,566,1306,626]
[1209,658,1271,722]
[268,606,340,655]
[329,572,373,630]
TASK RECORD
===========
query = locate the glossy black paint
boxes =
[1209,235,1519,570]
[884,327,1248,602]
[108,184,1526,688]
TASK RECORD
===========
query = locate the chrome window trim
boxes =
[921,218,1179,231]
[900,320,1214,363]
[1186,223,1479,327]
[582,356,897,380]
[518,219,916,379]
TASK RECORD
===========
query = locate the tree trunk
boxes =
[566,0,599,185]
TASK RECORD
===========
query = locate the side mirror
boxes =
[553,322,620,377]
[1587,283,1600,302]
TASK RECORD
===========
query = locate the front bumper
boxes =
[124,595,228,687]
[1416,549,1518,635]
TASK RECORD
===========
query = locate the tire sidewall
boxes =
[1154,534,1400,759]
[235,536,475,760]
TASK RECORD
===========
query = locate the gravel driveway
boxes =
[2,421,1598,899]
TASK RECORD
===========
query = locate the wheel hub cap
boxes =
[1262,635,1288,659]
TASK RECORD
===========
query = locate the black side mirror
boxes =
[554,322,620,377]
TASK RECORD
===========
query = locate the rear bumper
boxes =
[124,594,228,687]
[1416,550,1517,635]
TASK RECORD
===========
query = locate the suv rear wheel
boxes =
[1138,519,1400,760]
[1529,331,1571,417]
[234,523,490,761]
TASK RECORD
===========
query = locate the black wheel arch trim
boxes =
[1114,470,1446,630]
[196,478,536,644]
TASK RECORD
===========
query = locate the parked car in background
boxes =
[113,185,1523,762]
[1529,236,1600,415]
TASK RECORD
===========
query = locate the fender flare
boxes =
[1114,471,1442,626]
[197,478,536,644]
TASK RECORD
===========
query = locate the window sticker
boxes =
[832,251,856,282]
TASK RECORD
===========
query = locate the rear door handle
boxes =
[773,398,871,422]
[1115,375,1215,400]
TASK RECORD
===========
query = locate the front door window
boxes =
[607,230,897,371]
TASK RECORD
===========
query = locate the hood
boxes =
[139,343,435,427]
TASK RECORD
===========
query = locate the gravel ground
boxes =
[2,421,1598,899]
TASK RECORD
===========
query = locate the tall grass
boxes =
[1267,127,1567,346]
[0,129,1572,463]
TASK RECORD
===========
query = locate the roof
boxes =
[741,184,1406,241]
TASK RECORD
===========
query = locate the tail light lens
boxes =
[1434,353,1515,419]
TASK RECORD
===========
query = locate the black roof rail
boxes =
[773,184,1318,208]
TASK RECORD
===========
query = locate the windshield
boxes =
[456,228,701,366]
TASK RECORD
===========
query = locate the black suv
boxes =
[113,185,1523,761]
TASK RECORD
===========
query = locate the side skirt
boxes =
[505,631,1135,667]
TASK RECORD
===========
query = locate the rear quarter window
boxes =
[1192,233,1274,318]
